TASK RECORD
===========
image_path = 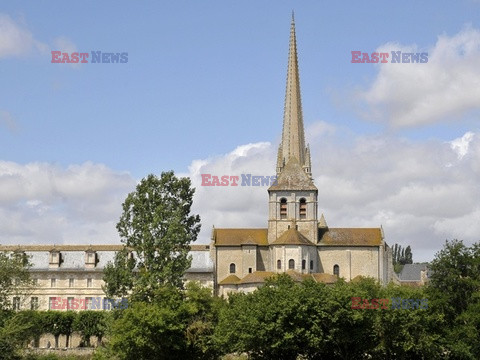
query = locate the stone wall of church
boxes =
[318,247,380,281]
[216,246,243,282]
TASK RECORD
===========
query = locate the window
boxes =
[69,278,74,288]
[51,278,56,288]
[31,297,38,310]
[85,297,93,310]
[229,263,236,274]
[87,278,92,288]
[333,264,340,276]
[48,297,56,310]
[67,297,74,310]
[299,198,307,219]
[310,260,314,270]
[277,259,282,270]
[248,267,252,273]
[280,198,287,219]
[302,259,306,270]
[13,297,20,310]
[288,259,295,269]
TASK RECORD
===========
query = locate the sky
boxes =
[1,1,480,262]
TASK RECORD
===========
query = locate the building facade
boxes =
[0,244,213,311]
[211,16,394,297]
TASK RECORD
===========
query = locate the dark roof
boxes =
[271,228,315,246]
[319,228,382,246]
[268,157,317,191]
[398,263,428,281]
[213,229,268,246]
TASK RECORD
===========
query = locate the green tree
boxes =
[43,311,76,348]
[97,283,222,360]
[0,250,33,310]
[103,172,201,302]
[73,311,110,347]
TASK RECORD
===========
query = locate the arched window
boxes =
[333,264,340,276]
[277,259,282,270]
[299,198,307,219]
[280,198,287,219]
[288,259,295,269]
[302,259,306,270]
[229,263,236,274]
[310,260,314,270]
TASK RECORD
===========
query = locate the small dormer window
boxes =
[85,251,97,266]
[49,251,62,267]
[280,198,287,219]
[299,198,307,219]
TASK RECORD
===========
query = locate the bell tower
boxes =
[268,14,318,244]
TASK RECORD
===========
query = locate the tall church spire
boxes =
[277,14,310,177]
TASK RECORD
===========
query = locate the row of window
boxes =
[50,278,93,288]
[12,296,111,311]
[279,198,307,220]
[228,263,340,275]
[12,296,38,310]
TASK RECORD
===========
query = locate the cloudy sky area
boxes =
[1,1,479,262]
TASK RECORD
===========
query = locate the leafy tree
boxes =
[0,249,33,310]
[43,311,76,348]
[97,283,221,360]
[103,172,201,302]
[392,244,413,273]
[427,240,480,358]
[73,311,110,347]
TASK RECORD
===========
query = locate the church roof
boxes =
[240,271,276,284]
[221,270,339,286]
[271,228,315,246]
[318,228,383,246]
[218,274,241,285]
[213,228,269,246]
[269,157,317,191]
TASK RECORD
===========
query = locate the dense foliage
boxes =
[103,172,201,302]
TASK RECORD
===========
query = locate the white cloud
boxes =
[450,131,475,159]
[0,161,136,245]
[189,125,480,262]
[0,13,47,58]
[359,26,480,128]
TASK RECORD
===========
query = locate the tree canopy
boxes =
[103,171,201,302]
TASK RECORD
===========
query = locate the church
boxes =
[211,16,394,296]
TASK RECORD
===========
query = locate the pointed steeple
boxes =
[277,14,310,178]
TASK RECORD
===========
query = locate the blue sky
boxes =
[1,1,480,262]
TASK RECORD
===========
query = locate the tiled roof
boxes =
[222,271,339,286]
[0,244,210,251]
[398,263,428,281]
[319,228,382,246]
[268,158,317,191]
[239,271,275,284]
[309,273,338,284]
[0,244,212,273]
[271,228,314,246]
[213,229,268,246]
[218,274,241,285]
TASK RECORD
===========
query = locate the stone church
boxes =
[211,17,394,296]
